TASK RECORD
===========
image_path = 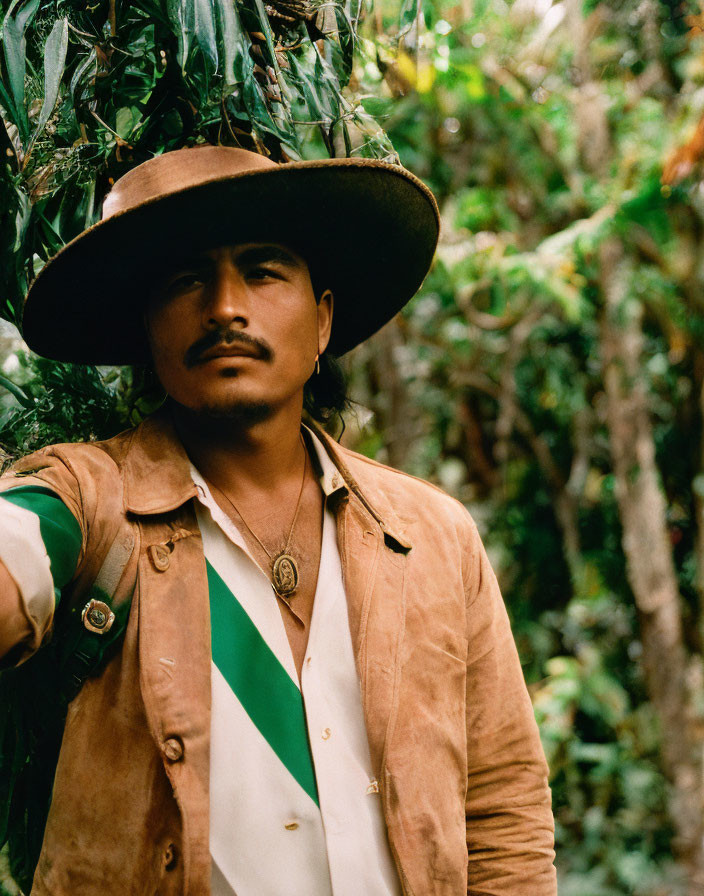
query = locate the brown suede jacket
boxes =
[1,410,557,895]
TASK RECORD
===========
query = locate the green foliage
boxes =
[0,353,162,466]
[534,650,675,895]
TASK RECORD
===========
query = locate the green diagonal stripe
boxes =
[206,560,319,805]
[0,486,82,589]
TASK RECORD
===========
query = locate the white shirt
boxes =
[190,426,402,896]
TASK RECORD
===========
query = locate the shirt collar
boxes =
[301,424,347,499]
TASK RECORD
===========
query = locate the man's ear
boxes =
[317,289,333,354]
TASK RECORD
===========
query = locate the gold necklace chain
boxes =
[205,434,308,598]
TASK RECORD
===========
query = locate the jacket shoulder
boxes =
[335,442,478,534]
[6,426,137,479]
[1,426,140,530]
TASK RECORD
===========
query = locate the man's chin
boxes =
[170,396,274,427]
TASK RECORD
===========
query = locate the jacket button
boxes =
[162,737,184,761]
[164,843,178,871]
[149,543,171,571]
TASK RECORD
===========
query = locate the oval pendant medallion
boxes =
[272,553,299,596]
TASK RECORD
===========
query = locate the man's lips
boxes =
[197,343,261,363]
[184,330,273,369]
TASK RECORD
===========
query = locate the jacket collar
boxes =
[122,408,198,515]
[307,424,413,553]
[121,408,412,551]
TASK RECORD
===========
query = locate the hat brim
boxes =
[22,158,439,365]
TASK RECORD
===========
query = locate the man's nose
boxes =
[202,259,249,329]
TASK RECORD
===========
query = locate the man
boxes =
[0,145,556,894]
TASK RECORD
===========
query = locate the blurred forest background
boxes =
[2,0,704,893]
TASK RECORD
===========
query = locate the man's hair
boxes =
[303,352,348,424]
[304,258,349,424]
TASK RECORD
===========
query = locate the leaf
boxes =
[12,187,30,254]
[0,372,32,408]
[250,0,277,59]
[345,0,364,28]
[68,47,97,106]
[241,73,289,142]
[36,207,65,255]
[398,0,419,37]
[214,0,249,88]
[326,6,355,86]
[192,0,219,71]
[165,0,190,70]
[288,54,330,125]
[34,18,68,139]
[166,0,219,73]
[1,0,41,143]
[115,106,140,139]
[0,78,17,122]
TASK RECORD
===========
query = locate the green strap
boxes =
[207,559,319,805]
[0,486,82,590]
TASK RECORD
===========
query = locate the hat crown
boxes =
[102,145,278,221]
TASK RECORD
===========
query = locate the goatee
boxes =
[169,397,274,432]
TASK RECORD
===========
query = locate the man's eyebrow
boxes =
[155,253,211,282]
[151,245,305,294]
[235,245,303,268]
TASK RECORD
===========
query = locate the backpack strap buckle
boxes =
[81,599,115,634]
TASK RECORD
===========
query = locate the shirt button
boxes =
[163,737,184,761]
[321,727,331,740]
[284,820,299,831]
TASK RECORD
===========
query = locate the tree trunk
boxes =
[599,236,704,890]
[365,321,417,471]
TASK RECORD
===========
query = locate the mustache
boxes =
[184,328,273,369]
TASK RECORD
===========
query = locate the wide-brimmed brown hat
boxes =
[22,145,440,365]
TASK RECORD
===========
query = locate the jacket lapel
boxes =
[342,500,408,779]
[313,427,413,779]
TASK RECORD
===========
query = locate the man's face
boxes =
[145,242,333,421]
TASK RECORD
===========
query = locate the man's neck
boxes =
[169,398,307,498]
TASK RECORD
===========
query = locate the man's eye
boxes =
[168,273,204,292]
[248,266,278,280]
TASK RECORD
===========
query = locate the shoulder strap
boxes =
[58,530,136,702]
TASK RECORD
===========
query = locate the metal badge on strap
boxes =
[81,599,115,634]
[81,533,134,633]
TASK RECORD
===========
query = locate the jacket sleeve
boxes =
[0,446,86,665]
[462,516,557,894]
